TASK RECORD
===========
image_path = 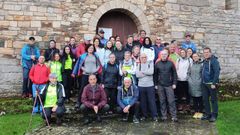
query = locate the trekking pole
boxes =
[27,92,38,130]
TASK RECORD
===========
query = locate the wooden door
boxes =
[97,11,138,45]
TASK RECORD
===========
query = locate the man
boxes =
[44,40,60,62]
[153,36,164,62]
[154,50,178,122]
[21,37,40,98]
[68,37,77,57]
[139,30,146,44]
[201,47,220,122]
[29,56,50,113]
[80,74,109,125]
[181,32,197,53]
[117,77,140,123]
[168,43,179,65]
[132,33,141,47]
[98,29,107,47]
[40,73,65,126]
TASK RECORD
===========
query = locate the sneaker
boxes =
[177,104,183,111]
[122,114,129,122]
[152,117,158,122]
[161,117,167,122]
[140,117,146,121]
[83,118,91,125]
[96,115,102,123]
[197,113,203,119]
[201,115,211,120]
[209,116,217,122]
[133,116,139,124]
[171,118,178,122]
[193,113,198,119]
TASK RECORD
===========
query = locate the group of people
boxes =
[21,29,220,126]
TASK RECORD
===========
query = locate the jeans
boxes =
[22,68,32,95]
[32,84,46,113]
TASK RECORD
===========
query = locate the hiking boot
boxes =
[96,115,102,123]
[171,118,178,122]
[209,116,217,122]
[22,93,27,98]
[83,118,91,125]
[201,115,211,121]
[152,117,158,122]
[193,113,198,119]
[133,115,139,124]
[161,117,167,122]
[122,114,129,122]
[177,104,183,111]
[28,93,32,98]
[197,113,203,119]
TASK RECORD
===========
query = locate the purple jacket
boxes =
[81,84,107,109]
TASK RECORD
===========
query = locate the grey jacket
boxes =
[135,61,154,87]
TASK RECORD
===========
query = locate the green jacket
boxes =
[50,61,63,82]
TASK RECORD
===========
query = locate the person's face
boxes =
[124,53,131,61]
[49,77,57,84]
[109,54,116,63]
[186,36,191,42]
[203,49,211,59]
[169,45,175,53]
[70,38,75,45]
[87,45,94,54]
[187,49,193,57]
[145,38,150,45]
[192,54,199,62]
[89,75,97,85]
[128,37,133,44]
[94,39,99,46]
[124,79,131,88]
[133,35,139,41]
[49,41,55,48]
[99,33,104,38]
[54,54,60,61]
[140,31,146,38]
[38,56,45,64]
[65,47,70,54]
[140,55,147,63]
[84,39,90,44]
[161,50,168,61]
[133,47,140,55]
[29,40,35,45]
[106,41,112,49]
[116,37,120,41]
[110,38,115,44]
[116,42,121,49]
[155,37,161,44]
[180,50,187,58]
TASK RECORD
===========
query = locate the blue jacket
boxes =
[72,53,101,76]
[153,44,164,62]
[21,44,40,69]
[202,55,220,85]
[117,85,139,109]
[181,41,197,53]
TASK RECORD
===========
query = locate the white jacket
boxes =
[176,57,192,81]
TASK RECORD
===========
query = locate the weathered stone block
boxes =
[41,21,52,27]
[31,21,41,27]
[18,21,30,27]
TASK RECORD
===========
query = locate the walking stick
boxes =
[27,85,50,132]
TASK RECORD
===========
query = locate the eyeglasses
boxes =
[141,57,147,58]
[156,39,161,40]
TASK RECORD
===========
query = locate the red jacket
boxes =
[76,43,86,58]
[81,84,107,109]
[29,63,50,84]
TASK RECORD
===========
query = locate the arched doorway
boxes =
[96,10,138,45]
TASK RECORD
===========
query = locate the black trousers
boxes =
[80,104,110,118]
[116,101,140,118]
[176,81,190,104]
[62,69,73,99]
[42,106,65,120]
[22,68,32,95]
[192,96,203,113]
[104,87,117,111]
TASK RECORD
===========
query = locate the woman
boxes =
[101,53,119,112]
[136,53,158,121]
[113,41,125,64]
[140,37,155,62]
[99,41,114,66]
[49,53,63,83]
[109,36,116,45]
[176,49,192,112]
[188,53,203,119]
[72,44,102,105]
[44,40,60,62]
[61,46,76,101]
[187,48,194,58]
[93,37,103,57]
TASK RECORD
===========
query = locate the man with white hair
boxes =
[154,50,178,122]
[117,77,140,124]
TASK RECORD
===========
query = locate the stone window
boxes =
[225,0,239,10]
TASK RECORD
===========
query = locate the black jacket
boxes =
[124,43,133,52]
[101,62,119,88]
[114,49,125,64]
[40,82,65,107]
[154,60,177,87]
[132,40,142,47]
[44,48,60,61]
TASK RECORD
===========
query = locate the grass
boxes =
[217,100,240,135]
[0,113,43,135]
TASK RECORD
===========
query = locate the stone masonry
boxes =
[0,0,240,97]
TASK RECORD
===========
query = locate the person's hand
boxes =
[123,105,130,113]
[93,106,98,114]
[31,55,36,60]
[71,74,75,78]
[172,84,176,89]
[155,86,158,90]
[52,105,58,112]
[211,84,216,89]
[102,84,104,88]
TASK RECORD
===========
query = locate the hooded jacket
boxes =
[176,57,192,81]
[101,62,119,88]
[29,63,50,84]
[113,48,125,64]
[21,44,40,69]
[117,85,139,109]
[202,55,220,85]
